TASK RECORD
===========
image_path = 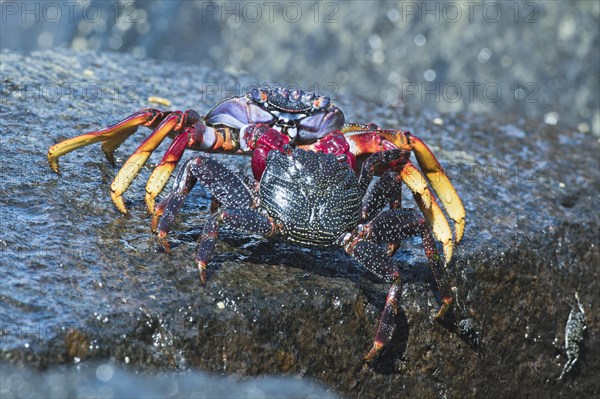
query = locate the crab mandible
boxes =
[154,127,454,361]
[48,87,344,214]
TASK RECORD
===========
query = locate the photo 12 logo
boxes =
[3,81,138,104]
[390,1,539,24]
[1,1,140,24]
[400,81,539,105]
[197,1,339,23]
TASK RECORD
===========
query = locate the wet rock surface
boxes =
[1,49,599,398]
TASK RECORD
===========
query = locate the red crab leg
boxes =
[48,108,165,174]
[110,112,183,214]
[341,127,464,241]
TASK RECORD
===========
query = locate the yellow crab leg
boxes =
[409,136,466,243]
[349,129,466,243]
[397,159,433,211]
[144,130,189,214]
[100,128,138,166]
[110,113,181,214]
[400,161,454,264]
[48,111,154,174]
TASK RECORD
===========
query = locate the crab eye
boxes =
[312,96,331,109]
[251,88,269,103]
[301,92,315,107]
[290,90,302,101]
[277,88,289,98]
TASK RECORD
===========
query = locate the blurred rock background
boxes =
[2,0,598,135]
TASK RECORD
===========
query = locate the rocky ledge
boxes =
[1,49,598,398]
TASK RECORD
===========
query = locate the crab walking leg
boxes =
[396,159,433,210]
[355,146,453,263]
[152,156,200,235]
[360,170,405,256]
[144,130,189,213]
[359,164,452,262]
[340,128,465,243]
[48,109,164,174]
[409,135,465,242]
[399,161,454,264]
[343,239,402,361]
[357,149,410,192]
[361,170,403,219]
[145,110,214,214]
[195,209,277,284]
[100,127,138,166]
[110,112,183,213]
[365,209,453,317]
[352,144,451,260]
[154,155,256,237]
[343,209,454,360]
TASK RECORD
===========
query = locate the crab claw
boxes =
[205,96,275,129]
[246,126,291,180]
[296,105,345,141]
[310,132,356,171]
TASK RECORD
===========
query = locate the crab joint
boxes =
[435,297,453,319]
[364,341,384,361]
[338,224,373,254]
[197,261,208,285]
[211,127,240,152]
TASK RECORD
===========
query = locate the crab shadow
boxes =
[369,308,410,374]
[237,238,367,282]
[168,231,479,368]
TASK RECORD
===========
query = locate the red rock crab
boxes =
[48,87,465,263]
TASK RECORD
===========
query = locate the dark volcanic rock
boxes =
[1,49,599,398]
